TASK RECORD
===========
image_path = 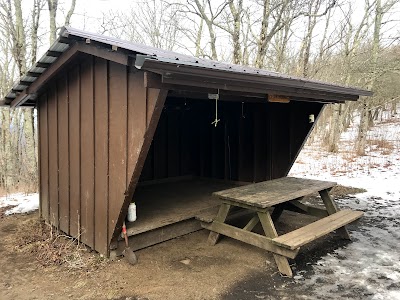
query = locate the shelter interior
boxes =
[125,94,324,245]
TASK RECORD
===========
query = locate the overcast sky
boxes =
[15,0,400,68]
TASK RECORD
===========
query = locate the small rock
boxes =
[180,259,191,265]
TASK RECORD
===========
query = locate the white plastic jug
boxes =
[127,202,137,222]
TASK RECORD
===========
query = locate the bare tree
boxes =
[356,0,397,155]
[47,0,58,43]
[48,0,77,44]
[254,0,291,68]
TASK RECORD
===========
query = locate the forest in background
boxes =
[0,0,399,192]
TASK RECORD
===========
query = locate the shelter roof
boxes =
[2,27,372,107]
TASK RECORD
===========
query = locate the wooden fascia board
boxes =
[141,66,358,102]
[142,73,347,104]
[11,42,129,107]
[140,59,372,97]
[10,90,29,108]
[160,76,358,102]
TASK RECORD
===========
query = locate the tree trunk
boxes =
[64,0,76,26]
[229,0,243,64]
[356,0,383,155]
[13,0,27,75]
[48,0,58,44]
[195,16,204,57]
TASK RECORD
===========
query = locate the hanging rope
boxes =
[211,89,220,127]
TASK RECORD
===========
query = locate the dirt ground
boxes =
[0,187,366,300]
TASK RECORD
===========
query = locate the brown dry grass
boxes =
[0,184,38,197]
[367,138,394,154]
[0,205,17,218]
[9,218,108,271]
[330,185,366,196]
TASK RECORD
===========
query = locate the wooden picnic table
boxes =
[202,177,363,277]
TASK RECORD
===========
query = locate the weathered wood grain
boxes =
[214,177,336,208]
[208,203,231,245]
[258,211,293,277]
[272,210,363,250]
[202,221,299,259]
[319,189,352,239]
[288,200,329,218]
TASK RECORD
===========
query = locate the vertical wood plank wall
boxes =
[37,53,324,255]
[80,58,95,248]
[37,56,164,255]
[140,98,324,184]
[93,58,109,255]
[57,77,69,234]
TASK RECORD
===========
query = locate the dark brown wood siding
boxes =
[47,85,59,226]
[36,53,323,256]
[37,55,167,256]
[94,57,109,255]
[57,77,70,234]
[80,57,95,248]
[38,93,49,223]
[68,65,80,238]
[139,98,324,183]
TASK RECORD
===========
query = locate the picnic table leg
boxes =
[271,203,286,221]
[319,189,351,240]
[208,203,231,245]
[258,212,293,277]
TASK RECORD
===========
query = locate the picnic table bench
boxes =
[201,177,363,277]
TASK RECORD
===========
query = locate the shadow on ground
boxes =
[221,234,351,300]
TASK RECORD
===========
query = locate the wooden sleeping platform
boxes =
[202,177,363,277]
[110,177,239,256]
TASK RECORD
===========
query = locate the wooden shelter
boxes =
[2,27,371,257]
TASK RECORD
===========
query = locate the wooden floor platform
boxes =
[111,178,239,255]
[125,178,237,236]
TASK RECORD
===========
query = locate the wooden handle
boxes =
[122,222,129,247]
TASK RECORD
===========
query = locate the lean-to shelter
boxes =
[1,27,372,256]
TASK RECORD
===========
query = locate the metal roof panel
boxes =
[2,26,372,107]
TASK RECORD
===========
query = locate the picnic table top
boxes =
[213,177,337,209]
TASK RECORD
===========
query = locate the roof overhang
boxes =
[136,55,371,103]
[2,26,372,108]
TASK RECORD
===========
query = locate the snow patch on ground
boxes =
[0,193,39,215]
[289,113,400,299]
